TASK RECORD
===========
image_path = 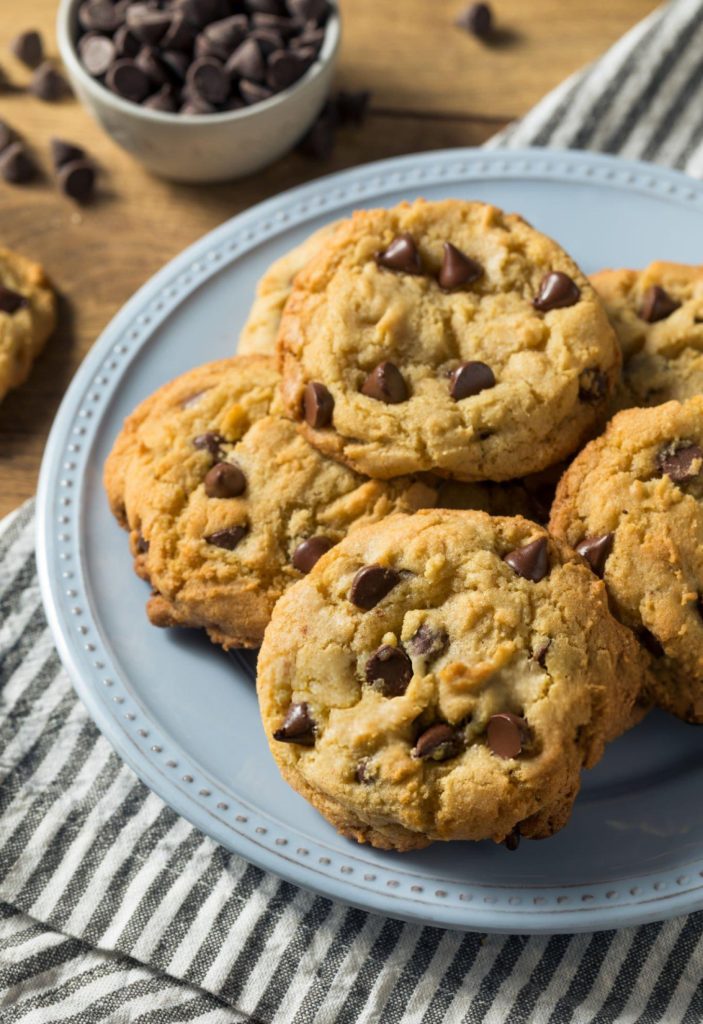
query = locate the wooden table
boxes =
[0,0,658,518]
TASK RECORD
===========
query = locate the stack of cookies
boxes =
[105,199,703,851]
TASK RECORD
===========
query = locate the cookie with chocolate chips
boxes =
[550,396,703,722]
[257,509,645,850]
[0,246,56,403]
[104,355,439,647]
[277,199,619,481]
[591,261,703,410]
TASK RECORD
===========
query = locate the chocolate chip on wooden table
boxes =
[11,29,44,68]
[361,361,408,404]
[273,701,316,745]
[456,3,494,40]
[0,121,14,154]
[487,712,527,759]
[57,160,96,204]
[576,533,614,577]
[365,644,412,697]
[30,63,71,102]
[204,462,246,498]
[107,58,152,102]
[438,242,482,290]
[334,89,370,125]
[292,535,333,573]
[533,271,580,312]
[407,623,448,661]
[238,79,273,104]
[450,361,495,400]
[198,15,248,60]
[639,285,680,323]
[79,33,116,77]
[0,286,27,314]
[193,431,225,459]
[656,442,703,483]
[504,536,549,582]
[413,723,462,761]
[302,381,334,428]
[0,142,36,184]
[375,234,423,274]
[204,525,247,550]
[350,564,400,610]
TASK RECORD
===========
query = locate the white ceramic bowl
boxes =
[56,0,340,183]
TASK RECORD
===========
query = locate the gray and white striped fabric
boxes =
[4,2,703,1018]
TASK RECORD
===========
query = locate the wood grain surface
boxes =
[0,0,658,517]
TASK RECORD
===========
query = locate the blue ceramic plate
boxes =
[37,148,703,934]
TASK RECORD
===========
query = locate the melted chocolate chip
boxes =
[302,381,334,428]
[533,272,580,312]
[578,367,608,404]
[450,361,496,400]
[407,623,449,661]
[657,442,703,483]
[503,537,549,582]
[193,432,225,459]
[639,285,680,323]
[438,242,482,290]
[413,723,463,762]
[487,712,527,759]
[292,535,333,573]
[365,644,412,697]
[204,462,246,498]
[0,285,27,314]
[360,361,408,404]
[204,525,247,550]
[375,233,423,275]
[349,564,400,610]
[638,628,664,659]
[273,701,316,745]
[576,533,614,577]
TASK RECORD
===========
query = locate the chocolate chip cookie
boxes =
[0,246,56,402]
[104,355,439,648]
[550,397,703,722]
[591,262,703,410]
[257,509,646,850]
[278,199,620,481]
[238,223,339,356]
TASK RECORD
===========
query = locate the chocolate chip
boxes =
[79,0,124,33]
[578,366,608,404]
[106,59,153,102]
[175,0,231,29]
[201,15,248,58]
[125,5,172,46]
[160,49,190,80]
[360,361,408,404]
[79,33,116,76]
[638,628,664,659]
[407,623,449,661]
[302,381,334,428]
[456,3,493,39]
[639,285,680,323]
[204,525,247,550]
[193,432,225,459]
[355,758,374,784]
[504,826,520,851]
[438,242,482,290]
[487,712,527,759]
[250,27,286,55]
[576,533,614,577]
[375,233,423,275]
[287,0,328,19]
[450,361,495,400]
[226,38,266,81]
[187,57,230,103]
[504,537,549,582]
[238,79,273,104]
[144,84,179,111]
[248,0,286,13]
[334,89,370,125]
[114,24,141,58]
[413,723,462,761]
[11,30,44,68]
[292,535,333,573]
[0,286,27,314]
[0,142,36,184]
[350,564,400,610]
[135,46,173,86]
[181,96,218,114]
[531,639,550,669]
[204,462,246,498]
[365,645,412,697]
[57,160,96,204]
[266,49,307,91]
[273,701,316,745]
[51,139,86,170]
[533,272,580,312]
[0,121,13,153]
[656,442,703,483]
[30,63,70,101]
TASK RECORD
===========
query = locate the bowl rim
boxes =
[56,0,341,127]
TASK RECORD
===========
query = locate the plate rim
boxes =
[36,145,703,934]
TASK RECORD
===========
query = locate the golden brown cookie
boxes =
[0,246,56,402]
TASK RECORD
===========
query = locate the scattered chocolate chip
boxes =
[365,645,412,697]
[302,381,334,428]
[361,361,408,404]
[656,442,703,483]
[106,58,153,102]
[226,38,266,81]
[297,99,337,158]
[504,537,549,582]
[292,535,333,573]
[0,286,27,314]
[413,723,462,761]
[79,33,116,76]
[193,431,225,459]
[266,49,308,91]
[350,564,400,610]
[51,138,86,170]
[30,63,71,102]
[0,121,14,153]
[375,233,423,275]
[355,758,374,784]
[11,30,43,68]
[578,367,608,404]
[273,701,316,745]
[638,628,664,659]
[407,623,449,661]
[204,462,246,498]
[487,712,527,759]
[576,533,614,577]
[531,639,550,669]
[57,160,96,203]
[504,826,520,851]
[533,271,580,312]
[639,285,680,323]
[204,525,247,550]
[438,242,482,290]
[450,361,495,401]
[0,142,36,184]
[335,89,370,125]
[144,84,179,111]
[456,3,493,40]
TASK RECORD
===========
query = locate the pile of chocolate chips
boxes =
[75,0,332,115]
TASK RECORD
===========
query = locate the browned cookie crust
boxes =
[0,246,56,402]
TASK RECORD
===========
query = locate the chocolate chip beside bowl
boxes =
[11,30,43,69]
[639,285,680,323]
[504,537,549,582]
[576,533,614,577]
[350,564,400,610]
[365,645,413,697]
[292,535,333,573]
[302,381,334,428]
[204,462,246,498]
[438,242,482,290]
[30,63,71,102]
[204,525,247,550]
[375,233,423,275]
[0,286,27,314]
[487,712,527,759]
[656,442,703,483]
[533,271,580,312]
[57,160,96,203]
[360,361,408,404]
[273,701,316,745]
[0,142,36,184]
[413,723,462,761]
[456,3,493,40]
[450,361,495,401]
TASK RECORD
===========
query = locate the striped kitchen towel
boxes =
[4,1,703,1020]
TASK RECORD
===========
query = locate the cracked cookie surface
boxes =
[0,246,56,402]
[278,199,619,481]
[550,397,703,721]
[257,509,645,850]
